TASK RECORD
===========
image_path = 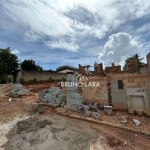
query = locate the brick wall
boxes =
[111,73,150,109]
[82,76,108,105]
[146,52,150,73]
[140,65,148,74]
[105,65,121,73]
[127,54,139,73]
[81,73,150,108]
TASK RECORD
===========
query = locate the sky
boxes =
[0,0,150,70]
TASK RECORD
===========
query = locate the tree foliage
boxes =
[21,59,43,71]
[123,55,145,70]
[0,47,19,83]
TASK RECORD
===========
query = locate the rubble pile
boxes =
[38,86,66,107]
[0,83,13,97]
[6,83,29,97]
[17,119,52,134]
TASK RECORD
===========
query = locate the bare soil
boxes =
[0,83,150,150]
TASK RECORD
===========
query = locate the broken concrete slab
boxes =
[133,119,140,126]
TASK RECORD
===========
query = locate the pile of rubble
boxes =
[16,119,52,134]
[0,83,13,97]
[6,83,29,97]
[38,86,66,107]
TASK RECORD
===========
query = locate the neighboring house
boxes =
[56,65,79,73]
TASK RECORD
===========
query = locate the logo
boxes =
[73,73,88,81]
[61,73,100,88]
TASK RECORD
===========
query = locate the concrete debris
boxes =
[87,101,101,111]
[133,119,140,126]
[91,112,100,120]
[84,110,91,117]
[16,119,52,134]
[78,104,90,113]
[6,83,29,97]
[51,127,66,133]
[117,113,128,124]
[38,86,66,107]
[120,120,127,124]
[104,106,112,115]
[30,103,44,120]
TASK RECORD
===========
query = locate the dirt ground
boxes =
[0,83,150,150]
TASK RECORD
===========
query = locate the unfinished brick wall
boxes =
[110,73,150,109]
[94,62,103,75]
[81,73,150,108]
[146,52,150,73]
[82,76,108,105]
[140,65,148,74]
[79,64,90,75]
[127,54,139,73]
[105,63,121,73]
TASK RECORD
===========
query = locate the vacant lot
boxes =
[0,83,150,150]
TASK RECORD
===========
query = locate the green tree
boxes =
[21,59,43,71]
[0,47,19,83]
[123,55,145,70]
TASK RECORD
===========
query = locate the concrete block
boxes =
[84,110,91,117]
[91,112,100,120]
[104,106,112,113]
[106,109,112,115]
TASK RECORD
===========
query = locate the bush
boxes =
[0,74,8,84]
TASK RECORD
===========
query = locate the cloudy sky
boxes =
[0,0,150,70]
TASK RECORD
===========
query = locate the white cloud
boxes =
[24,30,41,42]
[1,0,150,52]
[99,32,141,66]
[45,39,79,52]
[11,49,19,54]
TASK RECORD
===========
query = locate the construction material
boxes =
[65,74,83,111]
[16,119,52,134]
[30,103,44,120]
[91,112,100,120]
[104,106,112,115]
[6,83,29,97]
[38,86,66,107]
[133,119,140,126]
[87,101,101,111]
